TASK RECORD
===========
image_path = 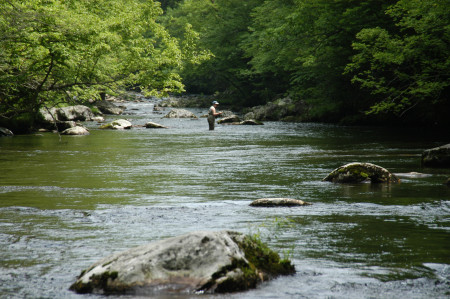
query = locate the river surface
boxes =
[0,98,449,298]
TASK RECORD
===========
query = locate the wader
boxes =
[207,106,215,130]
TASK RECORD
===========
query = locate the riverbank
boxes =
[155,94,450,129]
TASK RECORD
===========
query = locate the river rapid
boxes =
[0,98,449,298]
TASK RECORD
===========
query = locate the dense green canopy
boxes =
[163,0,449,125]
[1,0,449,131]
[0,0,190,130]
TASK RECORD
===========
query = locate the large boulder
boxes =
[422,144,450,168]
[99,119,132,130]
[55,121,77,131]
[38,106,93,131]
[323,162,400,183]
[163,109,198,119]
[244,97,307,122]
[94,100,124,115]
[39,107,58,123]
[39,105,94,122]
[69,231,295,296]
[56,105,94,121]
[250,198,311,207]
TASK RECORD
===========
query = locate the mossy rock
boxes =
[69,231,295,296]
[250,198,311,207]
[323,162,400,183]
[99,119,132,130]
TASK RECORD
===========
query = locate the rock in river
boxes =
[250,198,311,207]
[240,119,263,125]
[323,162,400,183]
[217,115,241,124]
[99,119,132,130]
[61,126,90,135]
[94,100,124,115]
[56,105,95,121]
[422,144,450,168]
[69,231,295,296]
[145,121,168,129]
[163,109,198,119]
[38,105,94,131]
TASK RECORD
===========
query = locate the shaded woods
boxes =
[1,0,449,132]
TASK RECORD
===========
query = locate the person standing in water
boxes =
[207,101,222,130]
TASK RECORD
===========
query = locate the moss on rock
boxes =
[69,231,295,296]
[196,232,295,294]
[323,162,399,183]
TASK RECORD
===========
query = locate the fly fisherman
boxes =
[207,101,222,130]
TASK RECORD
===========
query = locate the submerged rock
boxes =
[145,121,168,129]
[250,198,311,207]
[99,119,132,130]
[163,109,198,119]
[323,162,400,183]
[69,231,294,296]
[422,144,450,168]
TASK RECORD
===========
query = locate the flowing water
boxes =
[0,98,449,298]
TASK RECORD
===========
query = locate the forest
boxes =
[1,0,449,132]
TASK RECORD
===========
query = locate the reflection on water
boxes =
[0,99,449,298]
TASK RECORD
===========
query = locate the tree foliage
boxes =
[2,0,448,129]
[0,0,184,124]
[243,0,397,120]
[163,0,448,125]
[163,0,264,106]
[346,0,450,123]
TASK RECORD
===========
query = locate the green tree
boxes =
[159,0,183,10]
[163,0,263,106]
[0,0,183,130]
[346,0,450,124]
[244,0,396,121]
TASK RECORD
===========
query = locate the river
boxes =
[0,98,449,298]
